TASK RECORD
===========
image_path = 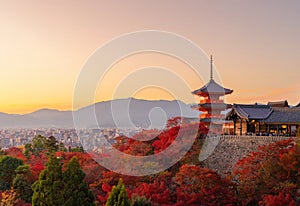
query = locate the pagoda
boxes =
[192,56,233,133]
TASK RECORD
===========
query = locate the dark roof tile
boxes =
[229,104,273,120]
[263,107,300,124]
[192,79,233,95]
[267,100,289,107]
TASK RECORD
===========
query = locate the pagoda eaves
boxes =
[192,79,233,97]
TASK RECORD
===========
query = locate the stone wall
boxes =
[201,135,294,175]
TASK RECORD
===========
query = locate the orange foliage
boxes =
[175,165,237,206]
[259,192,295,206]
[131,180,171,205]
[5,147,26,162]
[234,139,299,204]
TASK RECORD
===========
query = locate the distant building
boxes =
[267,100,289,108]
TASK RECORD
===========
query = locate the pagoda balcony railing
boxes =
[200,99,224,104]
[200,114,225,119]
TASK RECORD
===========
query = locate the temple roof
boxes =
[192,79,233,96]
[295,103,300,108]
[227,104,273,120]
[263,107,300,124]
[267,100,289,107]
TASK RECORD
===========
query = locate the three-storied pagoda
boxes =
[192,56,233,133]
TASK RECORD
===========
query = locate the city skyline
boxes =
[1,0,300,114]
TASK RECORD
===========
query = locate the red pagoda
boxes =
[192,56,233,133]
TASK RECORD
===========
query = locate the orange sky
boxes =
[0,0,299,114]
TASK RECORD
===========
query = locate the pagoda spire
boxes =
[210,55,213,80]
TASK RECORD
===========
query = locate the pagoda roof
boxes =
[295,103,300,108]
[227,104,273,120]
[196,103,232,110]
[192,79,233,96]
[200,118,226,124]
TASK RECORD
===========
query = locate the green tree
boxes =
[106,178,130,206]
[71,145,84,153]
[13,165,33,203]
[131,195,152,206]
[0,156,24,190]
[0,147,4,155]
[58,142,67,152]
[26,135,63,157]
[45,136,59,155]
[62,157,95,206]
[31,135,47,156]
[32,155,64,206]
[24,143,32,159]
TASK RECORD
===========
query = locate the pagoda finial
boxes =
[210,55,213,80]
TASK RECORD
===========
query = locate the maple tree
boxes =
[233,139,299,205]
[0,187,30,206]
[259,192,295,206]
[4,147,26,162]
[131,179,171,205]
[175,164,237,206]
[1,118,298,205]
[114,135,154,156]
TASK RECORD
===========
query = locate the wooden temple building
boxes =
[226,101,300,136]
[191,56,233,134]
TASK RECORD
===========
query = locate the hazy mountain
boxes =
[0,98,199,128]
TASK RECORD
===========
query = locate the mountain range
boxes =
[0,98,200,128]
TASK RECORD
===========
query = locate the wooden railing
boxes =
[200,99,224,104]
[207,135,295,142]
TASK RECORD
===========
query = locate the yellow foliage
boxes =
[0,188,19,206]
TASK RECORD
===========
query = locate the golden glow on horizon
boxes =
[0,1,300,113]
[94,52,203,107]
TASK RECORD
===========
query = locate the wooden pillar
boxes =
[240,119,242,135]
[277,124,279,136]
[233,120,236,135]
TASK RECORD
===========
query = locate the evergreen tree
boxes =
[62,157,95,206]
[13,165,33,203]
[45,136,59,155]
[71,145,84,153]
[24,143,32,159]
[32,135,47,156]
[0,156,24,190]
[58,142,67,152]
[106,178,130,206]
[32,155,64,206]
[0,147,4,155]
[131,195,152,206]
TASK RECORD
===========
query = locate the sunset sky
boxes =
[1,0,300,114]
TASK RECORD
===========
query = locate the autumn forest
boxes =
[0,118,299,206]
